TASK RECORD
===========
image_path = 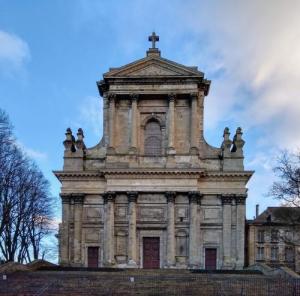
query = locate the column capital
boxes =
[130,93,139,101]
[73,194,85,204]
[165,191,176,203]
[60,193,72,204]
[221,194,234,205]
[168,93,176,102]
[235,194,247,205]
[127,191,138,203]
[108,93,116,101]
[103,191,116,203]
[188,191,201,204]
[190,92,198,100]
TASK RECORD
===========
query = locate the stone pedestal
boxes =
[188,192,201,268]
[166,192,176,267]
[103,192,116,266]
[127,192,138,267]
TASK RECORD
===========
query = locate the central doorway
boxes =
[205,248,217,270]
[87,247,99,268]
[143,237,160,269]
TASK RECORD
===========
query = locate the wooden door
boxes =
[88,247,99,268]
[143,237,160,269]
[205,248,217,270]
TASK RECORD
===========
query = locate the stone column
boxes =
[165,192,176,267]
[222,195,233,269]
[103,192,116,266]
[236,194,246,269]
[167,94,176,154]
[73,194,85,265]
[108,94,116,152]
[129,94,138,154]
[60,194,71,265]
[188,191,201,268]
[127,191,138,266]
[190,93,198,154]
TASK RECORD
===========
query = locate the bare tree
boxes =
[269,150,300,207]
[0,108,54,263]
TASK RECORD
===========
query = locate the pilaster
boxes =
[60,193,71,265]
[103,191,116,266]
[73,194,85,266]
[129,94,138,154]
[127,191,138,266]
[108,94,116,154]
[236,194,246,269]
[165,191,176,267]
[167,94,176,155]
[221,194,233,269]
[188,191,201,268]
[190,93,199,155]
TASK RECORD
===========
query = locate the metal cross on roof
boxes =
[148,32,159,49]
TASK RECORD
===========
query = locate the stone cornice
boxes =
[54,169,253,181]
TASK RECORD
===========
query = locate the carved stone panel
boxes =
[137,206,166,222]
[85,229,100,242]
[83,207,102,222]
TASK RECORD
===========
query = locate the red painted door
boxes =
[88,247,99,268]
[205,248,217,270]
[143,237,160,269]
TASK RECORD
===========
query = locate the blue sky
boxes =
[1,0,300,220]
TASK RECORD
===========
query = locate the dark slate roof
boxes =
[251,207,300,225]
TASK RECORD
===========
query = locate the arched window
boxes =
[144,120,162,156]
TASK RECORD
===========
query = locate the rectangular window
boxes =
[285,247,295,262]
[256,247,264,260]
[271,247,278,261]
[271,230,279,242]
[257,230,265,243]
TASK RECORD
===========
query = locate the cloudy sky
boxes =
[1,0,300,219]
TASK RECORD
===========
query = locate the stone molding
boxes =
[103,191,116,203]
[60,193,71,204]
[73,194,85,204]
[165,191,176,203]
[188,191,201,204]
[127,191,138,203]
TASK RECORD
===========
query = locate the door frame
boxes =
[85,245,101,268]
[203,245,219,269]
[139,230,164,268]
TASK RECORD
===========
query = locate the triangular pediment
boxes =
[104,56,204,78]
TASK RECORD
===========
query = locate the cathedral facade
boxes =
[55,34,253,269]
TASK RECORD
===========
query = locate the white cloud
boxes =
[16,141,48,161]
[176,1,300,149]
[0,30,30,74]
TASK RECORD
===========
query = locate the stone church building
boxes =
[55,33,253,270]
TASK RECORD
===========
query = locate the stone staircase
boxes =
[0,269,299,296]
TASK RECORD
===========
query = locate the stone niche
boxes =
[175,229,188,265]
[115,230,127,263]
